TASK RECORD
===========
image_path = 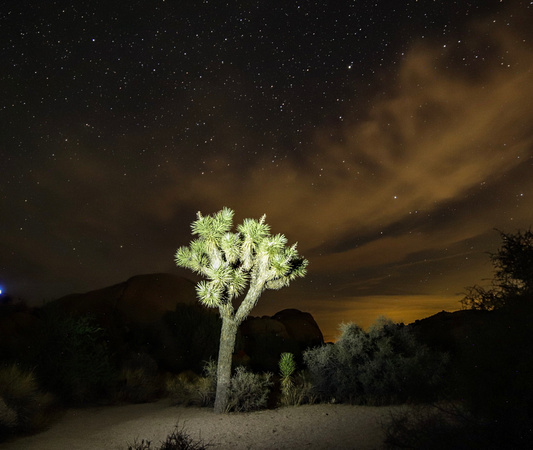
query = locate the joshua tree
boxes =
[175,207,308,413]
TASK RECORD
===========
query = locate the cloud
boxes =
[4,12,531,313]
[151,21,533,268]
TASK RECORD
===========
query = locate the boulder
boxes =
[240,309,324,371]
[272,308,324,350]
[240,316,290,340]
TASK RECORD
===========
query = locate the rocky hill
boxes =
[1,273,325,374]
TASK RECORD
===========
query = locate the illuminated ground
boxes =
[3,400,411,449]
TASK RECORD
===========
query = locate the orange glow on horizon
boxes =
[313,294,463,342]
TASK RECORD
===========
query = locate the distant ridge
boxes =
[409,308,492,353]
[53,273,197,324]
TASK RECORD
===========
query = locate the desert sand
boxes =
[1,400,408,450]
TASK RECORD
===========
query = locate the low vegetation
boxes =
[386,228,533,448]
[304,317,449,405]
[224,366,273,413]
[166,361,217,407]
[0,364,55,440]
[278,352,316,407]
[1,228,531,447]
[28,308,116,404]
[167,360,272,413]
[127,423,210,450]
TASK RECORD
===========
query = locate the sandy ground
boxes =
[0,400,408,450]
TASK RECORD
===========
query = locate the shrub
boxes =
[447,302,533,447]
[167,361,272,413]
[0,364,55,439]
[166,372,215,407]
[225,366,273,412]
[383,402,531,449]
[0,397,17,435]
[291,370,317,406]
[158,304,222,373]
[166,360,216,407]
[117,353,161,403]
[127,423,210,450]
[304,317,449,405]
[29,309,115,404]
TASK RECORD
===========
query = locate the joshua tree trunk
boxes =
[214,316,238,413]
[175,208,308,414]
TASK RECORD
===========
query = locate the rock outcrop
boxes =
[2,273,325,375]
[240,308,324,371]
[273,308,324,349]
[53,273,197,326]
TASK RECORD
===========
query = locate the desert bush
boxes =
[167,361,272,413]
[225,366,273,412]
[0,364,55,439]
[118,353,162,403]
[384,404,471,449]
[447,302,533,447]
[0,397,17,435]
[304,317,449,405]
[29,309,115,404]
[158,304,222,373]
[383,402,532,449]
[289,370,317,406]
[166,372,215,407]
[127,423,210,450]
[166,360,216,407]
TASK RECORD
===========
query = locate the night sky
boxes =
[2,1,532,340]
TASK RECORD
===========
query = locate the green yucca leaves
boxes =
[175,207,308,310]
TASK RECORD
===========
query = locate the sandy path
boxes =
[1,400,406,450]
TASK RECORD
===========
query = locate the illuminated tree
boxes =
[461,228,533,310]
[175,207,308,413]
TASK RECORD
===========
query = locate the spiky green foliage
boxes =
[279,352,296,380]
[279,352,295,406]
[175,207,307,413]
[175,208,307,314]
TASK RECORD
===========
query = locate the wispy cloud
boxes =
[6,14,532,334]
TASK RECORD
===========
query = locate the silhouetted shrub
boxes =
[384,401,533,450]
[117,353,162,403]
[448,301,533,447]
[0,397,17,439]
[304,317,449,405]
[166,363,215,407]
[157,304,221,373]
[30,309,115,404]
[127,423,210,450]
[0,364,55,439]
[461,228,533,311]
[167,361,272,413]
[384,403,487,449]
